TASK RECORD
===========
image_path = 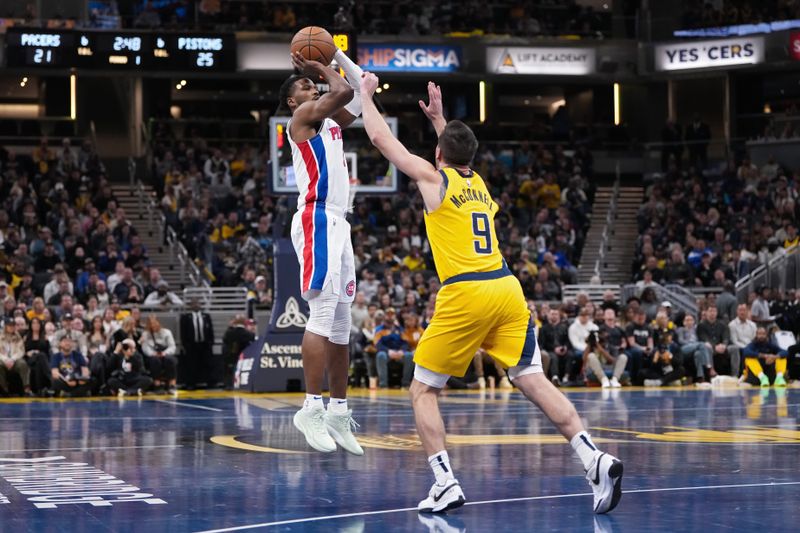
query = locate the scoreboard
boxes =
[5,28,236,71]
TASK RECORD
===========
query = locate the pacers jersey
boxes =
[287,117,350,213]
[424,167,503,282]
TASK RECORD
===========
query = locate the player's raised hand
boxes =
[419,81,443,121]
[360,72,380,97]
[291,51,328,76]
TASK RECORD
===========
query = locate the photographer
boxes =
[583,329,628,388]
[642,331,685,387]
[50,336,91,397]
[107,339,153,396]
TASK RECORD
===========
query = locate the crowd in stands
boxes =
[0,137,224,397]
[130,0,611,37]
[680,0,800,29]
[634,139,799,289]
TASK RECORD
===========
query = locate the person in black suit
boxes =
[179,298,216,389]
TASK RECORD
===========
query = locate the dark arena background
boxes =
[1,1,800,531]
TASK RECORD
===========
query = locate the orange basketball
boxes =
[290,26,336,66]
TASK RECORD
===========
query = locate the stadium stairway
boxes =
[577,185,643,285]
[110,183,187,290]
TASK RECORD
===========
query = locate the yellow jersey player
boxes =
[359,73,623,515]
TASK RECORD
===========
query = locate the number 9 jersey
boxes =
[424,167,503,281]
[415,166,540,378]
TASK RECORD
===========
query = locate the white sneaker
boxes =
[477,377,486,390]
[643,379,662,387]
[324,409,364,456]
[610,377,621,388]
[293,406,337,453]
[117,389,126,398]
[498,377,512,389]
[585,452,623,514]
[418,479,466,513]
[601,377,611,388]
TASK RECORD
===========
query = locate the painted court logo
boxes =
[0,456,166,508]
[276,297,307,329]
[346,280,356,297]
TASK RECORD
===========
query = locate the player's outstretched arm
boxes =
[360,72,437,184]
[291,51,354,125]
[329,48,363,128]
[419,81,446,137]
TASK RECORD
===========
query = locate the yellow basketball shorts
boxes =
[414,269,540,377]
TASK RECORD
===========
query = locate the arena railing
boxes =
[621,282,698,317]
[594,163,621,281]
[562,285,621,304]
[735,244,800,302]
[138,287,250,355]
[129,156,208,289]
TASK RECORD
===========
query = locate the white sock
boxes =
[304,394,324,410]
[328,397,348,414]
[570,431,600,470]
[428,450,455,485]
[777,372,784,378]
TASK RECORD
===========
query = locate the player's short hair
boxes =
[277,75,310,115]
[438,120,478,166]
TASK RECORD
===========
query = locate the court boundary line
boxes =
[152,399,223,412]
[0,444,184,453]
[193,480,800,532]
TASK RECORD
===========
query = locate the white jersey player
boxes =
[279,49,365,456]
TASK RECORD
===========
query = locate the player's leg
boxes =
[486,277,622,514]
[294,290,339,453]
[410,285,480,513]
[323,300,364,455]
[410,368,465,514]
[745,357,770,387]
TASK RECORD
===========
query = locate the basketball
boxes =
[290,26,336,66]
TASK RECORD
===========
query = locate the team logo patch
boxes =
[346,280,356,297]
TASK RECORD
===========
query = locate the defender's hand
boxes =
[360,72,379,97]
[419,81,443,121]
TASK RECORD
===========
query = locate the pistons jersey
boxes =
[286,117,351,214]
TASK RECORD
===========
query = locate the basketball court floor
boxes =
[1,386,799,532]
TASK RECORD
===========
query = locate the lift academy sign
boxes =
[487,46,596,75]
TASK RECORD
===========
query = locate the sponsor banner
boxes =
[358,44,461,72]
[654,36,764,71]
[791,31,800,61]
[236,238,307,392]
[487,46,596,75]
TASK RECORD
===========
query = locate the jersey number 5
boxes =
[471,213,493,254]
